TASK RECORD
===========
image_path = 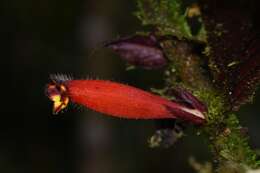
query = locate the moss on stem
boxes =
[136,0,260,171]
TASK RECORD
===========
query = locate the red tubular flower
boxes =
[45,75,206,124]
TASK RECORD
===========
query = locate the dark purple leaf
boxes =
[105,34,167,69]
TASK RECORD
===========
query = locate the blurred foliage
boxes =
[136,0,206,42]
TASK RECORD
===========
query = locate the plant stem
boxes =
[136,0,260,171]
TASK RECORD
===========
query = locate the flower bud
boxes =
[105,34,167,69]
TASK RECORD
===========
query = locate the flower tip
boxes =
[45,81,69,114]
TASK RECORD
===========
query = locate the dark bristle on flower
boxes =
[49,74,72,83]
[104,34,167,69]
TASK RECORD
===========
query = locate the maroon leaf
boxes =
[200,0,260,110]
[105,34,167,69]
[230,47,260,110]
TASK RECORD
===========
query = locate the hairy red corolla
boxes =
[45,75,206,124]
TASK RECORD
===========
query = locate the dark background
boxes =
[7,0,260,173]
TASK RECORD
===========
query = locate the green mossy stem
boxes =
[136,0,260,171]
[166,39,260,170]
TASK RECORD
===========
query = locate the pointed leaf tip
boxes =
[168,87,208,113]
